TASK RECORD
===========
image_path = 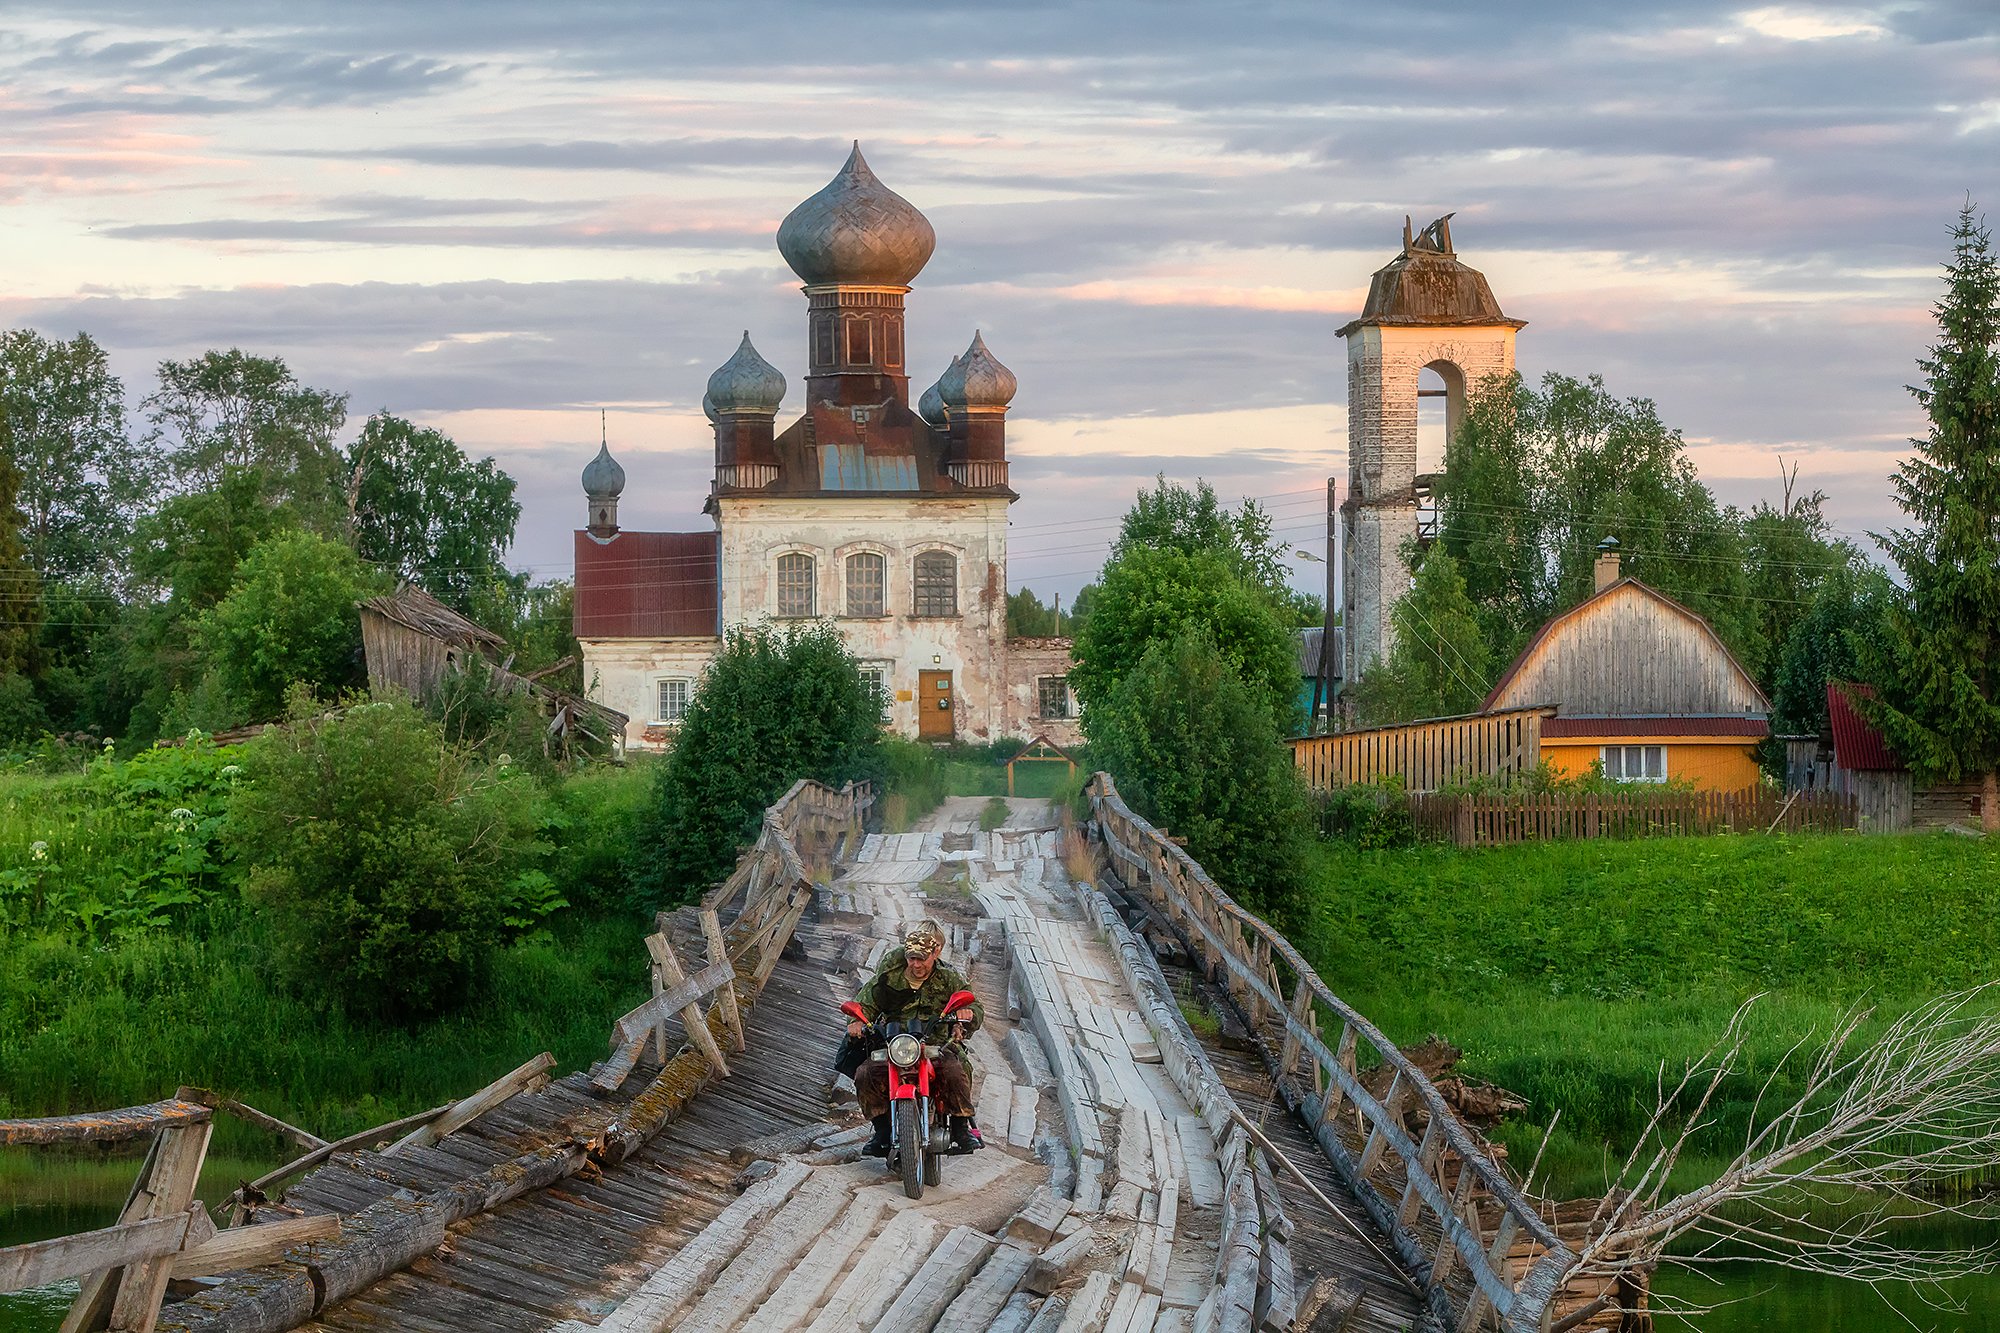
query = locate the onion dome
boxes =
[581,441,625,499]
[705,331,786,416]
[917,358,956,429]
[944,331,1016,409]
[776,143,936,288]
[701,390,718,424]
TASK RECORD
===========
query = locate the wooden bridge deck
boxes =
[140,797,1468,1333]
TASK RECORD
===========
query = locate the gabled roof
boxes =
[1482,576,1769,715]
[1827,682,1902,771]
[360,585,507,656]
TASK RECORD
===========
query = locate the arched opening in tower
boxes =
[1414,362,1461,549]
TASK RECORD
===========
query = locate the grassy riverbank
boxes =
[1297,830,2000,1194]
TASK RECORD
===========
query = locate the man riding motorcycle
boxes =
[843,919,984,1157]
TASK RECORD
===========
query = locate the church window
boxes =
[776,552,816,617]
[845,318,872,365]
[913,552,957,617]
[845,552,886,617]
[1038,676,1073,720]
[656,678,692,724]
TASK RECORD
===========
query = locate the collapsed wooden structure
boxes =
[359,585,627,757]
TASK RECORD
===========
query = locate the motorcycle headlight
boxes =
[887,1034,923,1068]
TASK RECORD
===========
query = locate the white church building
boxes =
[573,146,1080,750]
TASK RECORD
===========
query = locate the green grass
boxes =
[979,796,1011,831]
[1295,830,2000,1195]
[0,906,650,1138]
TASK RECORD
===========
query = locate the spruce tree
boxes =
[1863,203,2000,830]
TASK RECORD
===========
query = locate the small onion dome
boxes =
[945,331,1016,410]
[776,143,936,288]
[705,331,786,416]
[917,358,957,429]
[581,441,625,500]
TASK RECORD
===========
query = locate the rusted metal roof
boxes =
[573,529,720,639]
[1827,682,1901,771]
[1337,249,1526,338]
[1543,716,1767,739]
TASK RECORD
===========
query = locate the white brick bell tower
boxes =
[1338,214,1524,679]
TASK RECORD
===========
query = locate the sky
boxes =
[3,1,1996,601]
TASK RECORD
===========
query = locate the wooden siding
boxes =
[1289,707,1551,792]
[1402,787,1856,846]
[1542,739,1763,791]
[360,609,472,702]
[1487,582,1767,717]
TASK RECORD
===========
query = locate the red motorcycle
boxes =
[841,990,978,1199]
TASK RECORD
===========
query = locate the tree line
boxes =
[0,340,576,752]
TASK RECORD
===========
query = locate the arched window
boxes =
[845,552,886,617]
[912,551,957,617]
[776,552,816,617]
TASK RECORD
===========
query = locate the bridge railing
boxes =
[1089,773,1577,1333]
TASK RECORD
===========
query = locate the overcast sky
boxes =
[4,2,1995,599]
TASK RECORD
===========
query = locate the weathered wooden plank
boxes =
[1055,1270,1116,1333]
[170,1215,339,1280]
[749,1195,886,1333]
[612,959,737,1047]
[1025,1225,1099,1296]
[1,1100,212,1148]
[672,1176,848,1333]
[176,1090,324,1153]
[0,1214,192,1294]
[388,1052,555,1153]
[934,1241,1036,1333]
[802,1209,939,1333]
[870,1225,997,1333]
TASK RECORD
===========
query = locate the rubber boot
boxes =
[948,1116,982,1154]
[863,1113,892,1158]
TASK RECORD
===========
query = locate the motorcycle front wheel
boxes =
[895,1099,923,1199]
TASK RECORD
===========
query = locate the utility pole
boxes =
[1309,476,1338,733]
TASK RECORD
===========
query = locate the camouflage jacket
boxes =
[855,946,984,1033]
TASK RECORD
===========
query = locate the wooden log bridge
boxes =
[3,775,1638,1332]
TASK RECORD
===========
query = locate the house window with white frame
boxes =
[856,662,893,724]
[845,552,886,618]
[1038,675,1073,720]
[656,677,693,724]
[1601,744,1666,783]
[776,552,816,617]
[912,551,957,617]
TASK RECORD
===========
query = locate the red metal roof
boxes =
[573,530,719,639]
[1543,716,1766,739]
[1826,682,1901,771]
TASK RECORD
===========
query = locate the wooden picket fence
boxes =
[1407,785,1857,847]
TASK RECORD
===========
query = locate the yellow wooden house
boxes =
[1481,547,1769,790]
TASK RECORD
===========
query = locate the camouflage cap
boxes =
[903,919,946,959]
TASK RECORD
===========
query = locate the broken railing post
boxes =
[648,932,731,1078]
[700,905,746,1053]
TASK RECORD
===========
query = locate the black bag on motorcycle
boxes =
[832,1033,871,1079]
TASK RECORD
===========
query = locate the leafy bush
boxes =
[544,760,654,916]
[199,529,386,723]
[632,623,881,906]
[1312,778,1417,850]
[1085,629,1313,924]
[230,698,556,1020]
[0,736,247,936]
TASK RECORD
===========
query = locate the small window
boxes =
[1602,744,1666,783]
[1038,676,1073,720]
[813,319,835,368]
[845,552,886,617]
[776,552,816,617]
[656,678,692,724]
[856,663,893,724]
[845,318,871,365]
[913,551,957,617]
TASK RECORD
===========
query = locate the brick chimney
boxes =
[1594,536,1622,594]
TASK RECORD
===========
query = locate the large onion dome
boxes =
[776,143,936,288]
[705,332,786,415]
[581,441,625,499]
[944,331,1016,409]
[917,358,957,429]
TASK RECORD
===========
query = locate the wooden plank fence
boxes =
[1291,707,1554,793]
[1406,786,1857,847]
[1089,773,1584,1333]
